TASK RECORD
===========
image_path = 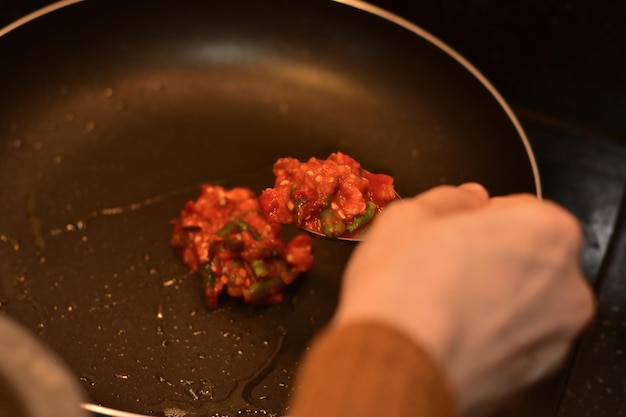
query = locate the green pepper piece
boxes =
[243,277,284,302]
[236,219,261,240]
[320,209,346,238]
[250,259,269,278]
[200,262,215,289]
[216,220,237,238]
[346,201,377,233]
[216,218,261,240]
[293,198,306,225]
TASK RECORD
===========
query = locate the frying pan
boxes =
[0,0,539,416]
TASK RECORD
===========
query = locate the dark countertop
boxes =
[1,1,624,416]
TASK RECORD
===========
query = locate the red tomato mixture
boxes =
[259,152,397,238]
[171,185,314,308]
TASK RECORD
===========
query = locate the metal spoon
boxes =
[298,191,402,242]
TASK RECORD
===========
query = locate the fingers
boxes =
[458,182,490,198]
[408,182,490,217]
[490,194,584,253]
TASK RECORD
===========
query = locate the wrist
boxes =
[332,302,459,388]
[292,321,459,417]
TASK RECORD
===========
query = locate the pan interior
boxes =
[0,0,537,416]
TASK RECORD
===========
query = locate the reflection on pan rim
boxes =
[82,404,150,417]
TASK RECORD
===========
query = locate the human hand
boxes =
[332,184,595,416]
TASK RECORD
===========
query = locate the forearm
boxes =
[289,321,458,417]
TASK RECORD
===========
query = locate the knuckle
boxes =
[564,272,596,330]
[525,200,583,245]
[579,281,597,323]
[546,203,583,243]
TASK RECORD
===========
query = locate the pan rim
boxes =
[0,0,85,37]
[81,404,152,417]
[0,1,541,416]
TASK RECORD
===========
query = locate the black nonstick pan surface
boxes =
[0,0,539,416]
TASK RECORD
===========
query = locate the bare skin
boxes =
[322,183,596,416]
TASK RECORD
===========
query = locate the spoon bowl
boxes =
[298,190,402,242]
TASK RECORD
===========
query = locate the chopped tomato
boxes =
[259,152,397,238]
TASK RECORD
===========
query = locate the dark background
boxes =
[1,1,624,416]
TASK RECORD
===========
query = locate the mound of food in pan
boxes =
[171,185,314,308]
[172,152,397,308]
